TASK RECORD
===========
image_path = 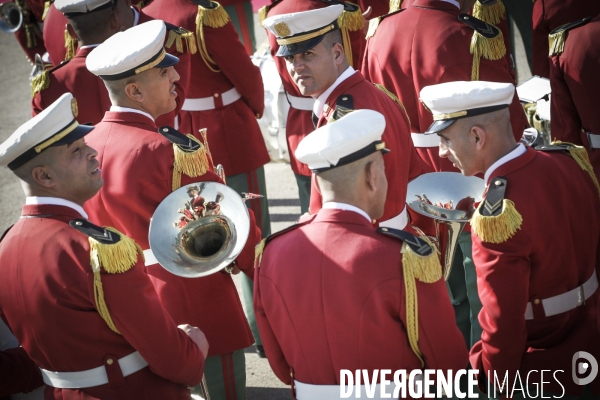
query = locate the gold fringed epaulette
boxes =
[538,141,600,198]
[64,29,77,60]
[192,0,228,72]
[389,0,403,13]
[459,14,506,81]
[42,0,51,20]
[157,126,210,191]
[374,83,410,124]
[335,2,365,66]
[165,24,198,54]
[258,5,269,26]
[472,0,506,26]
[548,17,591,56]
[471,177,522,243]
[70,220,143,334]
[377,227,441,367]
[365,9,403,39]
[31,70,50,98]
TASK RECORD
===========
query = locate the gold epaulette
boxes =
[70,219,144,334]
[472,0,506,26]
[254,215,316,268]
[471,177,522,243]
[31,58,70,97]
[157,126,211,191]
[258,0,282,25]
[377,227,441,366]
[42,0,51,20]
[165,24,198,54]
[459,14,506,81]
[548,17,591,56]
[191,0,229,72]
[389,0,403,13]
[374,83,410,124]
[336,2,365,65]
[64,29,77,60]
[538,141,600,198]
[365,9,403,39]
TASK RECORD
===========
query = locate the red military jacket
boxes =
[532,0,600,78]
[255,208,468,385]
[84,111,255,357]
[469,146,600,396]
[309,71,424,225]
[11,0,46,63]
[549,15,600,178]
[362,0,527,173]
[264,0,367,177]
[144,0,270,177]
[32,8,185,127]
[0,204,205,399]
[42,3,69,65]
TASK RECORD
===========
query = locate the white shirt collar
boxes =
[79,44,100,50]
[109,106,155,122]
[132,6,140,26]
[313,66,356,118]
[441,0,460,9]
[484,143,526,184]
[25,196,88,219]
[322,202,372,223]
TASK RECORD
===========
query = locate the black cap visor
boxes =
[52,124,95,146]
[276,35,326,57]
[156,53,179,69]
[424,104,510,134]
[312,141,389,173]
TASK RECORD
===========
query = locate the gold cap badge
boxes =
[274,22,291,37]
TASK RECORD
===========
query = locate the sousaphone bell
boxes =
[0,2,23,33]
[407,172,485,280]
[148,181,250,278]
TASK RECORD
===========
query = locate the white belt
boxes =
[411,132,440,148]
[182,87,241,111]
[143,248,158,266]
[287,94,315,111]
[524,270,598,320]
[587,132,600,150]
[40,351,148,389]
[379,206,408,230]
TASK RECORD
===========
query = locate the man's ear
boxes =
[472,126,486,150]
[314,174,322,195]
[124,81,143,103]
[66,23,78,40]
[332,42,345,66]
[364,161,377,191]
[31,165,55,189]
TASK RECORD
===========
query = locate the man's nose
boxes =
[170,67,180,82]
[438,141,449,159]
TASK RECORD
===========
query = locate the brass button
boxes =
[534,299,540,305]
[106,358,114,365]
[214,93,220,98]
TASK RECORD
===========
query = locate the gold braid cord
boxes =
[254,239,266,268]
[172,134,210,191]
[89,227,144,334]
[195,2,229,72]
[389,0,403,13]
[470,27,506,80]
[472,0,506,25]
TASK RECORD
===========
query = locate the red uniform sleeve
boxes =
[469,229,531,392]
[548,55,582,145]
[98,259,205,386]
[532,1,551,78]
[0,347,43,397]
[205,22,265,117]
[31,91,45,117]
[253,270,292,384]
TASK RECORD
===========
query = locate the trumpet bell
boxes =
[149,182,250,278]
[0,2,23,33]
[407,172,485,279]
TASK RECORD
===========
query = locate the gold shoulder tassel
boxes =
[166,29,198,54]
[89,227,143,334]
[365,17,380,39]
[471,199,522,243]
[64,29,77,60]
[195,1,229,72]
[389,0,403,13]
[470,27,506,80]
[254,238,266,268]
[472,0,506,25]
[31,70,49,98]
[172,133,210,191]
[401,236,441,367]
[374,83,410,124]
[258,5,268,26]
[25,24,37,48]
[548,29,566,56]
[553,141,600,197]
[337,5,365,67]
[42,0,50,20]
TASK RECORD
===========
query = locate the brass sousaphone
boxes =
[407,172,485,280]
[148,181,251,278]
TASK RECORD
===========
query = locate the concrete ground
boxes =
[0,12,530,399]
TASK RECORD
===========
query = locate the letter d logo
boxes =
[572,351,598,386]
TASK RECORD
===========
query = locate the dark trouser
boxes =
[223,2,256,55]
[503,0,533,72]
[225,167,270,348]
[193,350,246,400]
[294,173,311,215]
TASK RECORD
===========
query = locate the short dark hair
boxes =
[67,6,113,41]
[321,29,343,48]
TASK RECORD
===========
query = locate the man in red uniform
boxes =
[42,2,71,65]
[0,92,208,399]
[32,0,185,127]
[548,15,600,179]
[420,80,600,397]
[532,0,600,78]
[260,0,366,214]
[84,20,258,400]
[264,4,423,230]
[8,0,47,64]
[254,109,468,398]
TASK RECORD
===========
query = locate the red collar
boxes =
[101,111,157,129]
[487,145,536,183]
[314,208,375,229]
[319,71,366,127]
[21,204,85,220]
[412,0,461,12]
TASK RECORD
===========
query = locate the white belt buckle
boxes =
[577,285,585,306]
[587,132,599,151]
